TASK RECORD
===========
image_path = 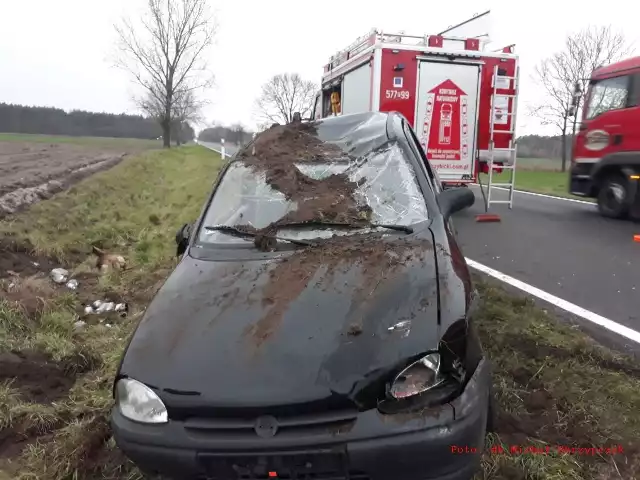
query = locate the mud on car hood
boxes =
[119,232,442,409]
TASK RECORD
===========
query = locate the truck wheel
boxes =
[598,173,630,219]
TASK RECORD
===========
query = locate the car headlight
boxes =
[116,378,168,424]
[389,353,446,399]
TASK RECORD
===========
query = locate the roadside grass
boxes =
[0,145,222,479]
[0,132,161,149]
[474,279,640,480]
[516,157,562,171]
[0,145,637,479]
[478,168,594,202]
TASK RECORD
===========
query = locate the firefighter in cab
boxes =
[330,91,341,116]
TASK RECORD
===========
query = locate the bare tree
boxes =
[530,26,633,171]
[139,88,206,145]
[255,73,318,126]
[114,0,216,148]
[172,89,207,145]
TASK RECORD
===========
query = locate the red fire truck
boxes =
[312,12,520,208]
[569,56,640,220]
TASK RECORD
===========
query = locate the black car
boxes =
[111,112,492,480]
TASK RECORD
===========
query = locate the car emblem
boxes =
[254,415,279,438]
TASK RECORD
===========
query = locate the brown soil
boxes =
[491,335,640,479]
[236,124,428,349]
[0,141,144,218]
[0,350,77,403]
[237,123,372,228]
[0,429,55,464]
[244,234,430,349]
[0,237,59,279]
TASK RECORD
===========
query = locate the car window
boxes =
[402,122,442,195]
[196,141,429,245]
[585,75,630,120]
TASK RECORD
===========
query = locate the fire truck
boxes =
[569,56,640,220]
[311,11,520,209]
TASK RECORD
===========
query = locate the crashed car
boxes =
[111,111,491,480]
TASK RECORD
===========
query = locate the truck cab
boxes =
[569,57,640,219]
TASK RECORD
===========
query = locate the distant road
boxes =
[198,141,239,158]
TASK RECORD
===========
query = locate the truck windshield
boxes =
[585,75,629,120]
[197,141,429,245]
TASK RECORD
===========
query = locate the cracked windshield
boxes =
[199,140,429,244]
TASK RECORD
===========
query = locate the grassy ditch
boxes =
[0,145,222,479]
[474,280,640,480]
[0,145,637,479]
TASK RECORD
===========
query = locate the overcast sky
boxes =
[1,1,638,135]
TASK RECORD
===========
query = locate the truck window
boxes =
[585,75,630,120]
[631,73,640,108]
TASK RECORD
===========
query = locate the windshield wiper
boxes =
[274,221,414,234]
[204,225,317,247]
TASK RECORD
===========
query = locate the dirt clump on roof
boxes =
[236,123,372,231]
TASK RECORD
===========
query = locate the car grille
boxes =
[197,451,369,480]
[184,409,358,439]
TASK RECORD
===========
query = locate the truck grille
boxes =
[197,451,369,480]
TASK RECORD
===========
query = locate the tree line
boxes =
[0,102,161,139]
[517,134,572,160]
[198,123,254,145]
[0,102,196,143]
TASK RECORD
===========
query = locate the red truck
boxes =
[569,56,640,219]
[311,12,520,209]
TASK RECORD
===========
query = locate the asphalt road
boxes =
[453,186,640,333]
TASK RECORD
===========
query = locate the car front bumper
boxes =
[111,359,491,480]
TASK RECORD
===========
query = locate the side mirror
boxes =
[437,187,475,219]
[175,223,193,256]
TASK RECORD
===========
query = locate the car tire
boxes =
[597,173,630,219]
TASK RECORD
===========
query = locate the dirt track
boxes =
[0,141,142,217]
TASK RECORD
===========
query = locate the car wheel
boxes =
[598,173,630,219]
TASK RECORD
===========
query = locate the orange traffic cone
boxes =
[634,234,640,243]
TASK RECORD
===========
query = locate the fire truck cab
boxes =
[569,56,640,220]
[312,12,520,208]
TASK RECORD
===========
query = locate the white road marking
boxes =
[201,142,236,158]
[469,184,596,205]
[465,258,640,344]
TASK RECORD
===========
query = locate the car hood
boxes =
[120,233,442,408]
